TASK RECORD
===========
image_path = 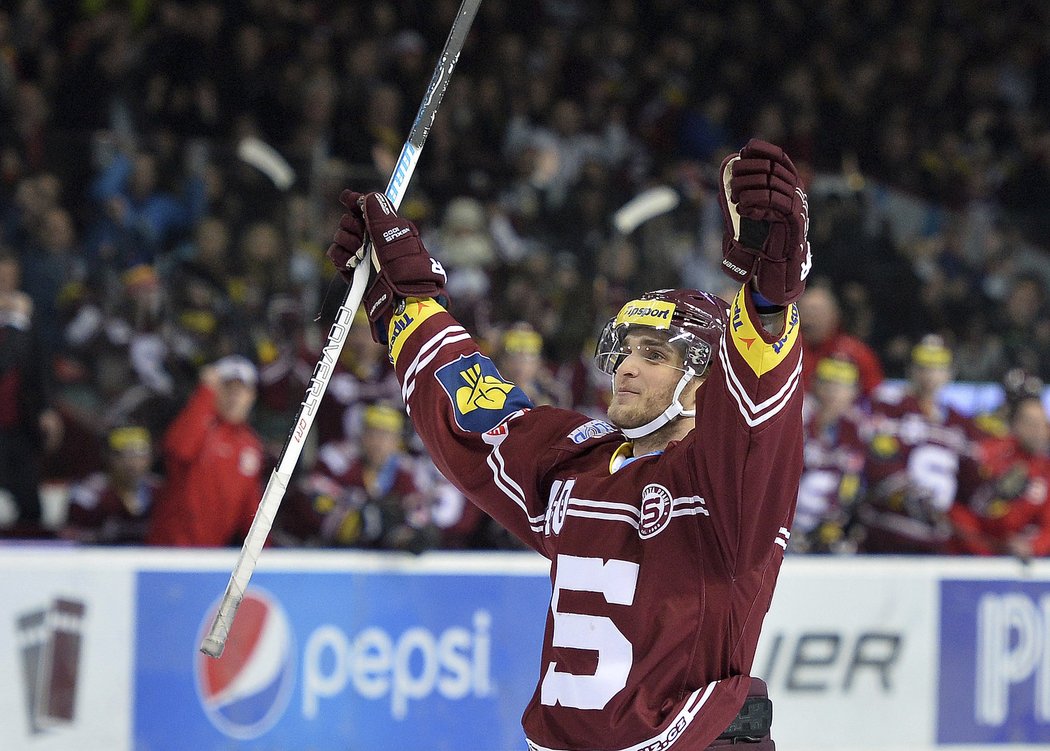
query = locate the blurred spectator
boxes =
[279,404,438,553]
[0,248,62,532]
[146,355,265,547]
[854,335,984,553]
[949,394,1050,557]
[973,368,1046,439]
[87,145,207,267]
[797,281,885,399]
[492,322,571,408]
[314,307,402,446]
[18,203,84,357]
[63,263,185,437]
[424,196,497,333]
[995,272,1050,380]
[791,355,868,554]
[62,425,159,544]
[559,334,613,419]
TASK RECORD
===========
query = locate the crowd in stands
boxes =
[1,0,1049,555]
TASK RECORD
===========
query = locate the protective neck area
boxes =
[620,367,697,439]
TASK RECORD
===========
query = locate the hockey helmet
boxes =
[595,289,728,377]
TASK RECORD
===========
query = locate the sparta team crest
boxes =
[639,484,674,539]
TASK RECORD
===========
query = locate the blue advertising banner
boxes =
[938,579,1050,744]
[135,568,550,751]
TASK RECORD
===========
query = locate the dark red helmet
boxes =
[594,289,729,376]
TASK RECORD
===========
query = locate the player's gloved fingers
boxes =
[730,163,797,196]
[339,189,366,218]
[361,190,395,216]
[739,138,792,168]
[735,188,795,218]
[340,211,369,240]
[730,174,795,208]
[732,155,797,182]
[326,242,357,279]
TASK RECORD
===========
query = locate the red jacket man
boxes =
[147,356,264,547]
[797,284,884,398]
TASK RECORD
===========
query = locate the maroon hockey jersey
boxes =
[792,404,868,551]
[858,390,983,553]
[385,286,804,750]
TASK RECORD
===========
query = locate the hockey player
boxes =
[63,425,160,544]
[792,354,868,553]
[325,139,810,750]
[855,335,984,553]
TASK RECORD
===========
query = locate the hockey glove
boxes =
[326,190,448,343]
[718,139,812,306]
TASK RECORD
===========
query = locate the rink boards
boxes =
[1,548,1049,751]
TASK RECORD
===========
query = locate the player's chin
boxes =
[607,402,645,430]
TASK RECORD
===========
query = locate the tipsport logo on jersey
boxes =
[135,570,545,750]
[938,579,1050,744]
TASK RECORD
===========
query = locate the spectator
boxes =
[791,355,868,553]
[279,404,438,553]
[855,335,984,553]
[62,425,160,544]
[797,281,884,399]
[88,146,207,265]
[146,355,265,547]
[949,394,1050,557]
[0,248,62,533]
[996,272,1050,380]
[492,322,571,408]
[314,307,402,446]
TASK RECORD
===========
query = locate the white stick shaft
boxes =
[200,0,481,658]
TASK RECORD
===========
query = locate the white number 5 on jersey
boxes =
[540,554,640,709]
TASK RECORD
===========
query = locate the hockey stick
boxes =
[612,186,680,235]
[200,0,482,658]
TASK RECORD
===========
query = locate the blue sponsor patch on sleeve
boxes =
[435,354,534,433]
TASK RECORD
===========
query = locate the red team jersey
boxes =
[793,404,867,550]
[858,391,983,553]
[384,286,804,750]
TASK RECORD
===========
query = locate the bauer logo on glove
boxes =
[718,139,812,306]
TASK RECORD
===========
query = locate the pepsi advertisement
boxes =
[938,579,1050,744]
[135,568,549,750]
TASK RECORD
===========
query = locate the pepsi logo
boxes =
[194,589,296,739]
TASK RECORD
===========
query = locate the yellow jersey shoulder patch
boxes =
[729,287,799,376]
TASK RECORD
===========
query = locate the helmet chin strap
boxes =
[620,367,697,440]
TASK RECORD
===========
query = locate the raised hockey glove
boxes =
[326,190,448,343]
[718,139,812,306]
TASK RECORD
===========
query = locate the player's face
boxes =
[911,364,951,397]
[361,426,401,466]
[607,331,687,430]
[813,378,857,417]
